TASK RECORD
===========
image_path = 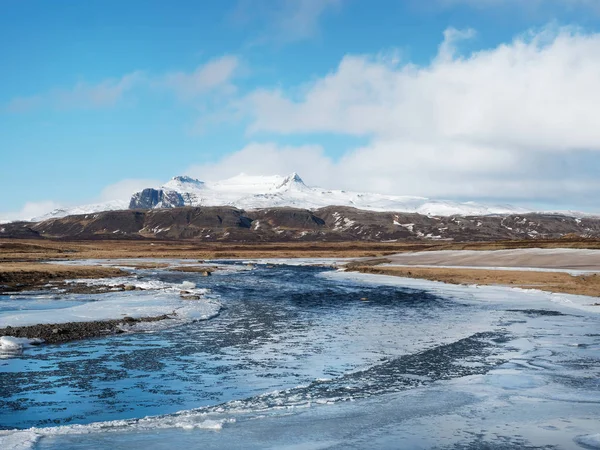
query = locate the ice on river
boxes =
[0,336,44,356]
[1,260,599,449]
[0,276,220,328]
[325,269,600,315]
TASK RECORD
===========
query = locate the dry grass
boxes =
[0,262,125,290]
[350,266,600,298]
[0,239,443,261]
[2,238,600,262]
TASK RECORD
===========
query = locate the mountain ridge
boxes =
[128,172,529,217]
[19,172,597,223]
[3,205,600,242]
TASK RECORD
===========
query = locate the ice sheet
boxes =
[0,277,220,328]
[2,261,598,449]
[326,270,600,314]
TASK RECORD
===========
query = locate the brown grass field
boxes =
[349,265,600,298]
[2,237,600,262]
[0,262,126,291]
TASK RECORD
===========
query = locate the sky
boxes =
[2,0,600,220]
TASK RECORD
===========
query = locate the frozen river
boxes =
[1,260,599,449]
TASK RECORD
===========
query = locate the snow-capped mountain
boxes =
[128,172,528,216]
[24,172,537,223]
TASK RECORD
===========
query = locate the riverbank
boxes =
[2,238,600,262]
[382,248,600,271]
[0,262,127,293]
[348,265,600,298]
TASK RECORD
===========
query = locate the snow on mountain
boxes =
[31,199,129,222]
[14,172,540,223]
[162,175,206,192]
[129,172,529,216]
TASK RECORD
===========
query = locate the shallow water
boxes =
[1,261,599,449]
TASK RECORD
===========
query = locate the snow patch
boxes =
[575,434,600,449]
[0,336,44,356]
[0,431,41,450]
[181,281,196,290]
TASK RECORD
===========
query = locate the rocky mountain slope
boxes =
[2,206,599,242]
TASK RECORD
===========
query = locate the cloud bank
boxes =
[0,201,62,223]
[187,26,600,208]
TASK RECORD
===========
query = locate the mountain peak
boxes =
[287,172,304,183]
[277,172,306,189]
[171,176,204,185]
[163,176,205,192]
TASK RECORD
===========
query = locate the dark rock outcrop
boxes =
[129,188,185,209]
[0,222,41,239]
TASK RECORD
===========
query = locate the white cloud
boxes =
[232,0,342,44]
[5,56,240,113]
[0,201,62,223]
[0,178,163,223]
[246,26,600,151]
[233,26,600,206]
[438,27,477,61]
[273,0,341,42]
[437,0,600,11]
[56,72,143,109]
[185,142,334,184]
[161,55,240,98]
[6,72,143,112]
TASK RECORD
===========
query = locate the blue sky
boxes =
[2,0,600,220]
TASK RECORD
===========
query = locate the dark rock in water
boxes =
[507,309,569,317]
[122,316,136,323]
[129,188,185,209]
[181,294,201,300]
[123,285,136,291]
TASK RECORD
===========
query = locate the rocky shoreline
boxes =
[0,314,174,345]
[0,262,127,294]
